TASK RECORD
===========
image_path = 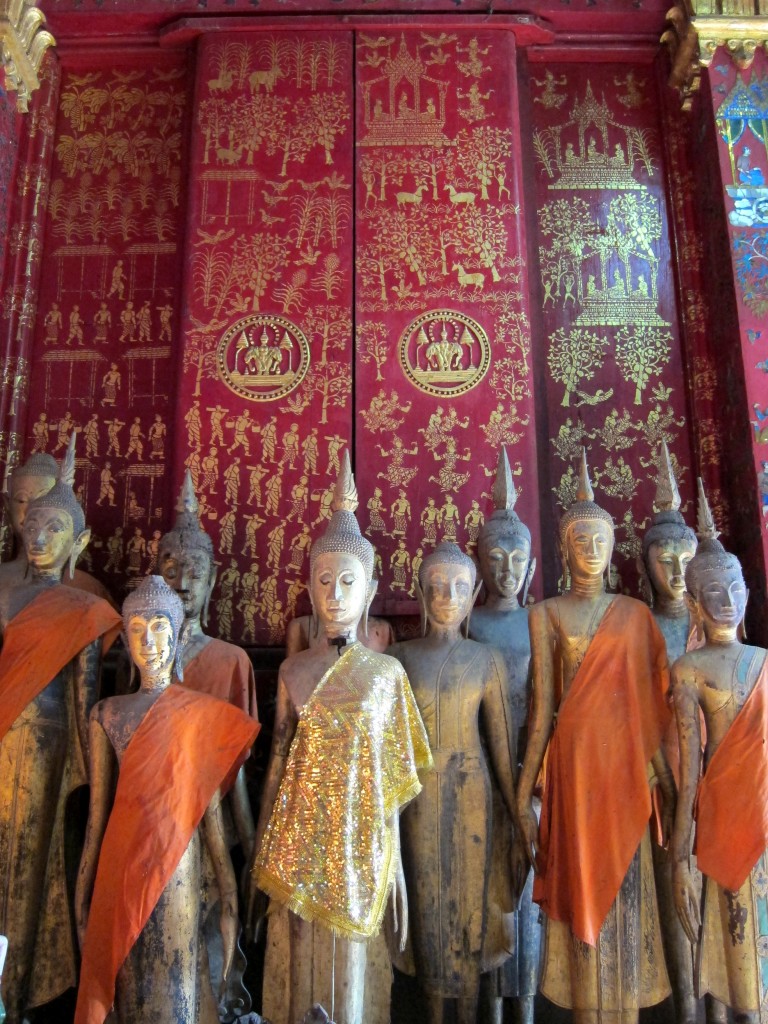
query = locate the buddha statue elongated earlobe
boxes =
[463,579,483,638]
[414,577,428,638]
[522,556,536,606]
[362,579,377,640]
[636,554,653,607]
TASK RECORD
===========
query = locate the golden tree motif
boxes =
[357,321,390,381]
[538,197,595,301]
[547,327,609,406]
[456,125,513,201]
[615,326,671,405]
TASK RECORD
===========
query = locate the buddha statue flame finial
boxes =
[176,469,200,518]
[654,441,681,514]
[576,447,594,504]
[311,450,373,580]
[641,442,695,560]
[159,470,213,560]
[558,448,613,546]
[60,432,77,489]
[492,446,518,514]
[685,478,741,592]
[696,477,720,543]
[331,449,358,515]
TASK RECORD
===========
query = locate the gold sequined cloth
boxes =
[254,643,432,940]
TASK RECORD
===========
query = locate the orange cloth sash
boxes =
[695,655,768,892]
[182,637,258,718]
[75,686,259,1024]
[533,595,670,946]
[0,586,121,743]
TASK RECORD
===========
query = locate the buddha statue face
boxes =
[159,546,215,623]
[422,561,474,630]
[480,531,531,602]
[310,550,369,637]
[646,537,696,605]
[8,471,56,538]
[692,564,747,632]
[565,519,613,581]
[23,505,88,575]
[125,611,177,677]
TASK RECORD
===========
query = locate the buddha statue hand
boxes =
[219,887,238,995]
[671,859,700,946]
[517,800,541,874]
[511,828,531,901]
[390,853,409,952]
[245,866,269,945]
[650,751,677,847]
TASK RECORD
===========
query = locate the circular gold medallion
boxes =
[217,314,310,402]
[399,310,491,398]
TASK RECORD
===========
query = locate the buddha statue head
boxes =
[558,448,614,589]
[418,541,477,636]
[477,446,534,609]
[22,436,90,580]
[158,471,216,628]
[685,478,746,639]
[309,450,376,641]
[5,451,58,541]
[123,574,186,683]
[641,442,697,610]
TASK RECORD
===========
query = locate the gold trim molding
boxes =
[663,2,768,109]
[0,0,55,112]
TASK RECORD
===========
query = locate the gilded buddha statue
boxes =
[388,541,518,1024]
[75,575,259,1024]
[251,452,431,1024]
[159,470,257,840]
[158,470,259,1014]
[0,451,114,604]
[468,447,539,1024]
[0,437,121,1022]
[670,482,768,1024]
[640,443,727,1024]
[516,449,673,1024]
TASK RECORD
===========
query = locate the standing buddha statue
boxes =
[641,442,698,663]
[0,436,121,1022]
[670,482,768,1024]
[516,448,673,1024]
[251,452,431,1024]
[158,469,259,1016]
[75,575,259,1024]
[158,470,257,842]
[641,442,723,1024]
[468,446,539,1024]
[0,451,115,604]
[388,541,518,1024]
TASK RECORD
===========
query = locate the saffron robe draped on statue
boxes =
[181,637,257,718]
[695,654,768,1013]
[695,655,768,892]
[0,586,120,1015]
[75,686,259,1024]
[254,642,432,941]
[0,586,120,741]
[534,595,671,945]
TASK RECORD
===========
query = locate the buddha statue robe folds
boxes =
[389,542,518,1024]
[517,451,672,1024]
[640,443,715,1024]
[75,577,259,1024]
[467,448,539,1024]
[0,438,120,1023]
[251,453,431,1024]
[671,482,768,1023]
